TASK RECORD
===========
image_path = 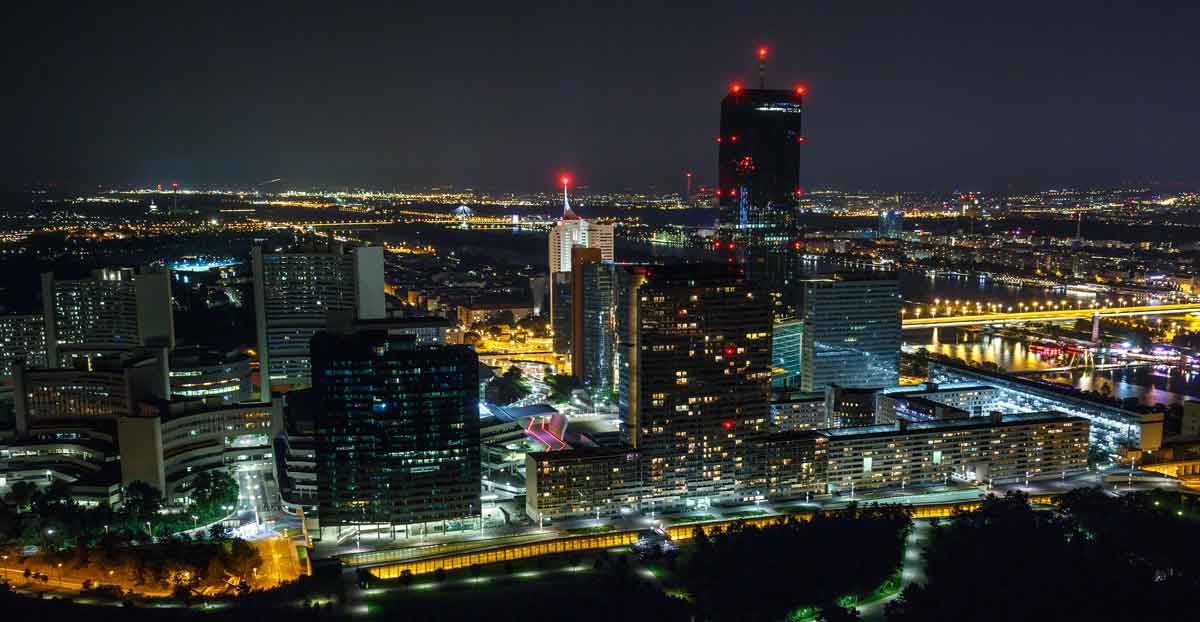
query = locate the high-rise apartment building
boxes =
[799,272,901,393]
[252,242,385,393]
[41,268,174,368]
[311,330,480,539]
[617,264,773,510]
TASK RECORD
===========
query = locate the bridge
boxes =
[902,303,1200,338]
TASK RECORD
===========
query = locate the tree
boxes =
[820,606,861,622]
[5,482,37,513]
[486,366,529,405]
[546,374,582,404]
[123,481,163,523]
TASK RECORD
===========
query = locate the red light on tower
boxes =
[730,81,743,94]
[560,174,571,187]
[721,420,735,430]
[794,84,806,96]
[757,46,768,60]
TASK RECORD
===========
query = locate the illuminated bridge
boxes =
[901,303,1200,332]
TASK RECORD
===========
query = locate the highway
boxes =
[901,302,1200,330]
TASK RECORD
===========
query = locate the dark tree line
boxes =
[886,489,1200,621]
[685,505,912,621]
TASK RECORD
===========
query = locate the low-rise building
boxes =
[770,391,827,431]
[526,447,641,522]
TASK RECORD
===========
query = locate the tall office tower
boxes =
[715,54,804,318]
[799,272,901,393]
[41,268,175,368]
[311,330,480,540]
[878,206,904,239]
[572,250,617,397]
[0,314,46,379]
[548,177,614,356]
[617,264,773,510]
[252,242,384,393]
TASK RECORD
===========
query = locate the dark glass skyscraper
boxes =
[311,330,480,538]
[716,83,804,316]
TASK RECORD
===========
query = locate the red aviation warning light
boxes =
[794,84,806,96]
[560,174,571,187]
[757,46,768,60]
[721,420,735,430]
[730,81,743,94]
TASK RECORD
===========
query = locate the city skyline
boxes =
[6,2,1200,192]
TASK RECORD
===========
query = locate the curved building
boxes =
[169,347,252,404]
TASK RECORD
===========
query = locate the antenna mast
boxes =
[757,46,768,88]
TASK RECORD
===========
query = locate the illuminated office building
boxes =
[311,329,480,540]
[41,268,174,368]
[252,241,385,393]
[799,272,901,393]
[168,346,252,405]
[0,313,46,379]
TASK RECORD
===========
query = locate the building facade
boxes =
[0,313,46,380]
[41,268,174,368]
[311,330,480,539]
[799,272,901,393]
[525,447,642,522]
[252,242,385,392]
[617,264,773,510]
[572,250,617,396]
[716,83,804,317]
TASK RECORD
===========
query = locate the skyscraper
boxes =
[617,264,773,510]
[573,252,618,397]
[311,330,480,540]
[548,176,614,357]
[715,61,805,317]
[41,268,174,368]
[799,272,901,393]
[252,241,384,393]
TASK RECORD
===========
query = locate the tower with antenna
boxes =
[715,45,806,317]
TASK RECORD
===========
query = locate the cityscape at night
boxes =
[3,2,1200,621]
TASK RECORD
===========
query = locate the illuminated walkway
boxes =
[901,303,1200,330]
[365,494,1058,580]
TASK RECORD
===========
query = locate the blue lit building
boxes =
[799,272,901,393]
[311,329,480,539]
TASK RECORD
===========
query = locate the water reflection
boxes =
[909,328,1200,407]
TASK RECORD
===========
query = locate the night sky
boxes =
[5,1,1198,192]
